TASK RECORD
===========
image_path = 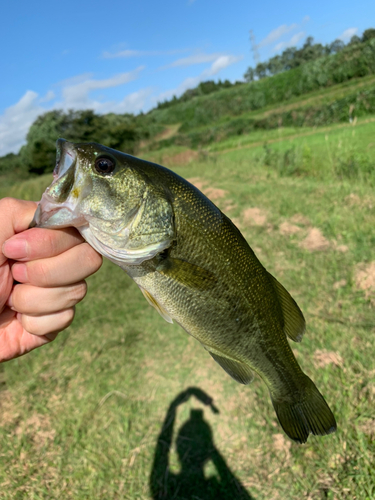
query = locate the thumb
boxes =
[0,198,38,267]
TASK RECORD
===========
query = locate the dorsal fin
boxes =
[268,272,306,342]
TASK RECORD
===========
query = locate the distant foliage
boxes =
[18,110,161,176]
[244,29,375,82]
[0,152,25,184]
[148,38,375,136]
[148,82,375,150]
[156,80,244,109]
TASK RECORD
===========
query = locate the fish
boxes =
[30,138,337,443]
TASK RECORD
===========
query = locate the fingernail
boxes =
[6,292,14,310]
[3,239,28,259]
[11,263,28,283]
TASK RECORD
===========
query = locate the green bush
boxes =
[335,151,375,180]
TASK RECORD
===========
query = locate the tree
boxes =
[20,109,140,175]
[267,55,283,75]
[244,67,255,82]
[328,39,345,54]
[362,28,375,42]
[254,62,267,79]
[0,153,24,178]
[280,47,298,70]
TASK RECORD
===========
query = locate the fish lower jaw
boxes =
[33,194,87,228]
[79,225,172,266]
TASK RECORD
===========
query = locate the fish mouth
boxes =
[54,138,76,180]
[29,139,86,229]
[30,193,87,229]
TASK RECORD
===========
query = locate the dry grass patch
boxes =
[333,279,347,290]
[313,350,344,369]
[164,149,199,166]
[299,228,331,252]
[202,187,228,200]
[355,261,375,298]
[358,419,375,438]
[279,221,302,236]
[290,214,311,226]
[242,207,268,227]
[345,192,375,209]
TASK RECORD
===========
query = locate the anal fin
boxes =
[268,272,306,342]
[209,352,254,385]
[139,287,173,324]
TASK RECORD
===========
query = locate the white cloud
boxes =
[84,87,154,115]
[210,55,242,74]
[162,52,223,69]
[258,24,298,48]
[103,49,151,59]
[274,31,305,52]
[303,15,310,23]
[59,67,144,110]
[0,91,45,156]
[102,48,183,59]
[157,54,242,102]
[339,27,358,42]
[113,88,154,114]
[0,68,146,156]
[40,90,55,103]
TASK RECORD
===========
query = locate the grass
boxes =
[0,119,375,499]
[141,75,375,153]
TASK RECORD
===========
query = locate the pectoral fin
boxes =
[139,287,173,324]
[268,272,306,342]
[208,351,254,385]
[157,258,217,290]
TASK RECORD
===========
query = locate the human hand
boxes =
[0,198,102,362]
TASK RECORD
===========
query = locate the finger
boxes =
[11,243,102,286]
[0,309,58,362]
[3,227,84,262]
[8,281,87,315]
[0,198,38,266]
[20,308,76,337]
[0,262,13,313]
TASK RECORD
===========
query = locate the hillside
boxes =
[2,37,375,180]
[144,38,375,133]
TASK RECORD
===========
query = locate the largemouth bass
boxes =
[31,139,336,443]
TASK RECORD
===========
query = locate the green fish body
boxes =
[31,139,336,443]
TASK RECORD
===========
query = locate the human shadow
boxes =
[149,387,255,499]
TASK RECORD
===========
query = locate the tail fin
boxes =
[271,376,336,444]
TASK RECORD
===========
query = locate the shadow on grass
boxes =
[150,387,254,499]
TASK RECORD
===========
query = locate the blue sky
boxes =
[1,0,374,157]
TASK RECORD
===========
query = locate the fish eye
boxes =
[94,156,116,175]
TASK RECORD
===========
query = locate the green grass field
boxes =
[0,118,374,499]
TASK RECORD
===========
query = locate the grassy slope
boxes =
[0,119,374,499]
[140,74,375,153]
[148,39,375,131]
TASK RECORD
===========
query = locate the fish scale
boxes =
[31,138,337,443]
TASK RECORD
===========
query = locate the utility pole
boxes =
[249,29,260,66]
